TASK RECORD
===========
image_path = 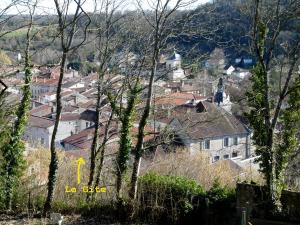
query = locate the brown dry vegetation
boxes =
[18,146,263,217]
[140,148,264,190]
[23,147,116,211]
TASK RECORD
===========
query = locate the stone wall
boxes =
[236,183,300,223]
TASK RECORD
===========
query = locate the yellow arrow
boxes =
[76,157,86,184]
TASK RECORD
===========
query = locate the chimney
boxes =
[87,133,93,140]
[191,98,195,105]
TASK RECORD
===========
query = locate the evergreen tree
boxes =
[0,16,34,210]
[247,0,300,209]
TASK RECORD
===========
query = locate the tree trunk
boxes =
[129,46,158,200]
[129,154,141,199]
[86,71,103,201]
[115,84,139,200]
[86,81,102,201]
[92,112,114,200]
[43,51,67,215]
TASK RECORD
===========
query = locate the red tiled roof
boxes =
[32,78,59,86]
[30,105,52,116]
[60,113,81,121]
[62,125,118,149]
[63,127,94,149]
[28,115,54,128]
[61,90,74,97]
[77,100,96,109]
[63,105,80,112]
[2,78,24,86]
[131,126,157,145]
[155,93,206,106]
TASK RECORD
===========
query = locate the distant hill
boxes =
[0,0,298,67]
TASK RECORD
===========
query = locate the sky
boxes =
[0,0,211,15]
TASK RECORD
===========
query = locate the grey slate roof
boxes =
[170,102,249,140]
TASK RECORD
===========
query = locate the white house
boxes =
[224,65,235,75]
[24,113,86,148]
[166,51,185,81]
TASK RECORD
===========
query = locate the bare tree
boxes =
[129,0,197,200]
[86,0,126,201]
[43,0,90,214]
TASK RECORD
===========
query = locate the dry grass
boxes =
[23,146,117,211]
[140,149,263,190]
[19,146,264,215]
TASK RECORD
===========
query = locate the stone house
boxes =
[168,101,251,162]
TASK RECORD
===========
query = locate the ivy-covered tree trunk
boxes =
[1,17,33,210]
[247,21,279,208]
[248,0,300,210]
[129,56,157,200]
[276,75,300,194]
[109,79,140,200]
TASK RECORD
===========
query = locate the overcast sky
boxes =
[1,0,211,15]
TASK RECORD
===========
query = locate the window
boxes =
[214,156,220,161]
[232,152,238,158]
[199,141,203,150]
[224,137,229,147]
[233,137,238,145]
[86,122,89,128]
[204,140,210,149]
[223,154,229,159]
[41,138,44,145]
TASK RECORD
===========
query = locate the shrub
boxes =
[206,179,236,224]
[137,173,236,225]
